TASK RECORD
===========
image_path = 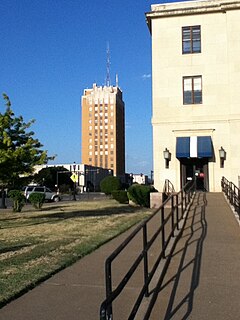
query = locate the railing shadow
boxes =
[153,192,207,319]
[99,180,196,320]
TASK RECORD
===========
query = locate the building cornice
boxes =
[146,0,240,32]
[172,128,215,137]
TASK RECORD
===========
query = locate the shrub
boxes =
[29,192,45,209]
[127,184,156,208]
[8,190,26,212]
[112,190,129,204]
[100,176,122,195]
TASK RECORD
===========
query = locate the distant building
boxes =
[146,0,240,192]
[34,164,113,192]
[81,83,125,177]
[131,174,148,185]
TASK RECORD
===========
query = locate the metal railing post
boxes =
[176,194,179,230]
[184,190,187,211]
[238,188,240,216]
[227,181,230,200]
[161,205,166,258]
[143,225,149,297]
[233,185,236,211]
[100,304,107,320]
[230,182,233,205]
[171,196,175,237]
[105,260,113,319]
[181,190,184,219]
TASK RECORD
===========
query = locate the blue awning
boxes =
[176,136,213,158]
[198,136,213,157]
[176,137,190,158]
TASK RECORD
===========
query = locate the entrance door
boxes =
[180,158,209,191]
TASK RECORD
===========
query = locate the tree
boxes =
[34,166,73,190]
[0,94,48,207]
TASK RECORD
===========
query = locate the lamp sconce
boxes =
[219,146,226,168]
[163,148,171,169]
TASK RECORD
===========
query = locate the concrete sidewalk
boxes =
[146,192,240,320]
[0,192,240,319]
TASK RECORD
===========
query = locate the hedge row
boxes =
[100,176,156,208]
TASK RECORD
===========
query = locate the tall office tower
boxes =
[81,82,125,177]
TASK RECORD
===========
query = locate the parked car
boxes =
[22,186,61,202]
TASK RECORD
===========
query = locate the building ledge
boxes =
[146,0,240,32]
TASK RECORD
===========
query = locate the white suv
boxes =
[22,186,61,202]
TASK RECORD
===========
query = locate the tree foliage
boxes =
[100,176,122,195]
[111,190,129,204]
[8,190,26,212]
[127,184,156,208]
[0,94,48,186]
[29,192,45,210]
[34,166,73,190]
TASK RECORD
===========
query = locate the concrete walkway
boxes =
[0,192,240,319]
[145,192,240,320]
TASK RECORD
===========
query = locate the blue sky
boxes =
[1,0,187,176]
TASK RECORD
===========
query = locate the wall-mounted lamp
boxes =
[163,148,171,169]
[219,146,226,168]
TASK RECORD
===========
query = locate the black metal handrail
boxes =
[100,180,196,320]
[221,176,240,216]
[163,179,175,195]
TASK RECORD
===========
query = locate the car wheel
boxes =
[53,196,60,202]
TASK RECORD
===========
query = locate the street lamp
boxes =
[129,173,133,186]
[150,170,154,184]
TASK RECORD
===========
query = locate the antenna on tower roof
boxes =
[106,42,111,87]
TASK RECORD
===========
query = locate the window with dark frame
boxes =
[183,76,202,105]
[182,25,201,54]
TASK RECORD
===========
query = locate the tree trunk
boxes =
[0,187,7,209]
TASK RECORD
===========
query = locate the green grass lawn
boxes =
[0,199,152,307]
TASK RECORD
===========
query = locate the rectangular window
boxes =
[183,76,202,104]
[182,25,201,54]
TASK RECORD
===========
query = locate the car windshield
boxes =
[34,187,44,192]
[27,187,34,192]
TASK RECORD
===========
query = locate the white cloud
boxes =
[142,74,151,80]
